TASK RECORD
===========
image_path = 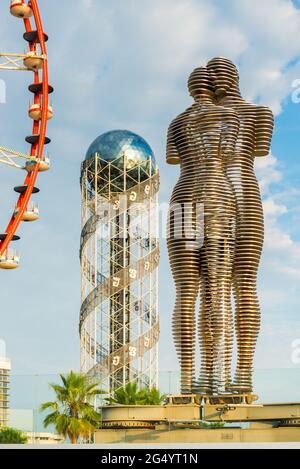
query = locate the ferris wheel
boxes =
[0,1,53,269]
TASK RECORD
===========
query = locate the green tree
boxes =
[200,421,225,428]
[108,381,165,405]
[137,387,166,405]
[108,381,141,405]
[40,370,104,444]
[0,427,28,444]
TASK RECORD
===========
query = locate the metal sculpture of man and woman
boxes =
[167,57,274,395]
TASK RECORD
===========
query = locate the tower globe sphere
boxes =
[85,130,156,193]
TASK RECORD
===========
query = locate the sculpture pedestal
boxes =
[95,397,300,444]
[95,425,300,444]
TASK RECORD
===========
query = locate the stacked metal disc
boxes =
[167,67,239,394]
[167,59,274,395]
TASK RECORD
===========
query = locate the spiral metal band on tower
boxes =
[80,133,160,395]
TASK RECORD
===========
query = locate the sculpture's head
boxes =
[188,66,214,100]
[207,57,239,99]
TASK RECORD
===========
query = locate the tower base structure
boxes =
[95,395,300,444]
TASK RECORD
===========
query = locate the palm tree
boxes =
[141,387,166,405]
[40,370,104,444]
[108,381,141,405]
[108,381,165,406]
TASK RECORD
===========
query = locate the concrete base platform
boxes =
[95,425,300,444]
[97,397,300,443]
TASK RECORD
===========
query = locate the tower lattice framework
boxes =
[80,151,160,395]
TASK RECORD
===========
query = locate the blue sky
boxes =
[0,0,300,387]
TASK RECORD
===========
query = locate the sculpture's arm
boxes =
[166,123,180,165]
[254,107,274,157]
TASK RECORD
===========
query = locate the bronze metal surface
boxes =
[167,59,274,395]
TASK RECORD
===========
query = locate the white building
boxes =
[0,356,11,426]
[25,432,64,445]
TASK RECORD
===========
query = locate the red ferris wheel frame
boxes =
[0,0,52,259]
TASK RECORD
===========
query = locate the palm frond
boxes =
[43,411,60,428]
[40,401,59,412]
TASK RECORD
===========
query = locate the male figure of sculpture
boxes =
[207,57,274,393]
[166,67,239,394]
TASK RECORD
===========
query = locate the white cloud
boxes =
[255,154,283,196]
[43,0,300,139]
[230,0,300,113]
[256,156,300,271]
[264,197,287,217]
[253,149,300,369]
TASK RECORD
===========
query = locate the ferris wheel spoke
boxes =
[0,52,46,71]
[0,146,50,171]
[0,146,31,167]
[0,53,28,71]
